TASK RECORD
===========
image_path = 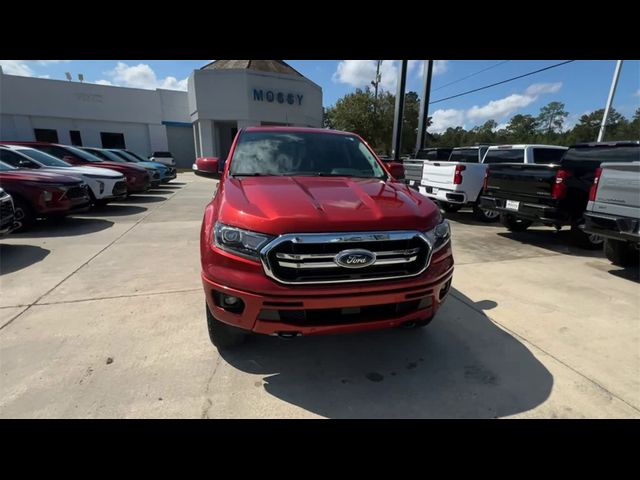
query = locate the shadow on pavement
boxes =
[84,205,148,217]
[218,288,553,418]
[0,244,50,275]
[12,217,114,238]
[497,230,605,258]
[444,210,503,228]
[155,184,183,190]
[608,266,640,283]
[124,195,167,204]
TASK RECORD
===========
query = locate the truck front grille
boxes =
[112,181,127,195]
[66,186,88,199]
[261,231,432,284]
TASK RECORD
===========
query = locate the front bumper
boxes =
[583,212,640,243]
[479,195,568,225]
[162,168,177,182]
[201,244,454,336]
[127,174,151,193]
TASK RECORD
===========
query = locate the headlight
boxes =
[97,181,105,194]
[42,190,53,202]
[424,219,450,252]
[213,222,274,260]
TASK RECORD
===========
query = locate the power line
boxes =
[429,60,576,105]
[432,60,510,92]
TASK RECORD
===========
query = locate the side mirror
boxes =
[388,162,405,180]
[62,155,76,163]
[19,159,37,169]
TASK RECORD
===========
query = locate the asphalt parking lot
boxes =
[1,173,638,419]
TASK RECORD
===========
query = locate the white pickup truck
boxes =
[419,144,567,221]
[583,161,640,267]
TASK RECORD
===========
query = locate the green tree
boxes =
[537,101,569,138]
[505,114,539,143]
[567,108,627,143]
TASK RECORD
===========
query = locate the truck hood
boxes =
[0,169,83,184]
[218,176,441,235]
[41,166,123,179]
[86,162,147,174]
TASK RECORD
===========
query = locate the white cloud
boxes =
[634,89,640,97]
[0,60,69,77]
[333,60,449,92]
[332,60,398,91]
[430,108,466,133]
[96,62,188,91]
[467,82,563,122]
[495,122,509,131]
[467,93,537,121]
[524,82,562,96]
[429,81,563,133]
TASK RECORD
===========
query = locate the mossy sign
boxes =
[253,89,303,106]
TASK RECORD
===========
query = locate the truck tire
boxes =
[441,202,462,213]
[500,213,532,232]
[604,239,640,267]
[473,203,500,222]
[12,197,35,232]
[206,302,247,349]
[569,220,604,250]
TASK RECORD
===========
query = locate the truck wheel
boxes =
[500,213,532,232]
[206,302,247,350]
[473,203,500,222]
[12,197,35,232]
[569,221,604,250]
[441,203,462,213]
[604,239,639,267]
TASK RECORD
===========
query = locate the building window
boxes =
[34,129,59,143]
[100,132,126,149]
[69,130,83,146]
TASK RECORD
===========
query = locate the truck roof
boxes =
[486,144,568,150]
[243,126,353,136]
[570,140,639,148]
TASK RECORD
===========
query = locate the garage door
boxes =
[166,124,196,168]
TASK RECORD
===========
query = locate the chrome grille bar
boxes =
[275,247,420,261]
[278,256,418,269]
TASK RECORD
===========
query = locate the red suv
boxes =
[1,142,150,194]
[0,161,91,230]
[200,127,454,349]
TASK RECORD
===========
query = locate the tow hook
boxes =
[276,331,302,339]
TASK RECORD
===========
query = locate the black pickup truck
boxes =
[479,141,640,249]
[404,148,453,190]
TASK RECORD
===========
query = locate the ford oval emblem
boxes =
[335,249,376,269]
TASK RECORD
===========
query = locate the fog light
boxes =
[223,295,239,306]
[42,190,53,202]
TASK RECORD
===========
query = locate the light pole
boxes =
[598,60,624,142]
[416,60,434,154]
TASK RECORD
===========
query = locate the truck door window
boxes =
[483,149,525,164]
[449,149,480,163]
[534,148,566,164]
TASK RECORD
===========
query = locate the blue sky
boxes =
[1,59,638,133]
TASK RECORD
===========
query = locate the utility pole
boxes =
[598,60,624,142]
[371,60,382,115]
[416,60,434,155]
[391,60,408,161]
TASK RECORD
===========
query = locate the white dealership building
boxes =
[0,60,323,167]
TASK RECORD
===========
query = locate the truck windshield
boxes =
[483,149,525,164]
[229,131,387,178]
[19,148,72,167]
[449,149,480,163]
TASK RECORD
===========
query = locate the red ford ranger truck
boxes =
[200,127,454,349]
